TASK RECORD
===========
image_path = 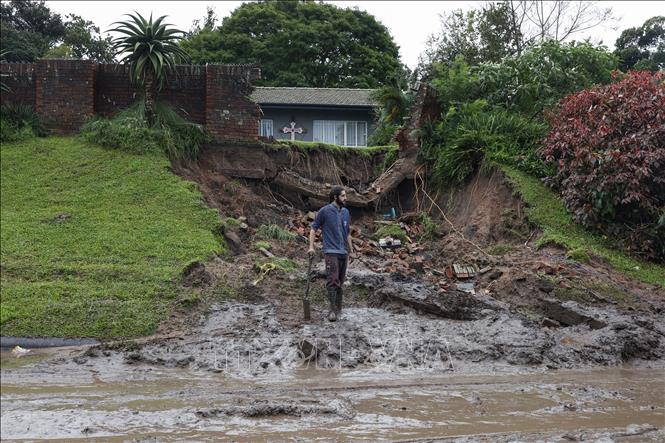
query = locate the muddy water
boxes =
[2,350,663,441]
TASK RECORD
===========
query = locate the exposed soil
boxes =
[142,162,665,376]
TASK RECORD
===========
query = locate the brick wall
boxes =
[95,64,207,124]
[1,60,260,140]
[206,64,261,141]
[95,64,141,116]
[0,63,36,108]
[35,60,96,134]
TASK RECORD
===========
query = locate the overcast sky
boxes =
[46,1,663,69]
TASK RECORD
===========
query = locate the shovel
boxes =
[303,254,313,321]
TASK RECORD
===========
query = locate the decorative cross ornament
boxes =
[281,121,304,141]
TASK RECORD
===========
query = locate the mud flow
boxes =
[2,296,664,441]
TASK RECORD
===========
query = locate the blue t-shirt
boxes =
[311,203,350,255]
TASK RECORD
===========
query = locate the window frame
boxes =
[313,120,368,147]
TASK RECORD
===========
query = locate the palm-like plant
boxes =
[109,12,189,126]
[371,83,413,125]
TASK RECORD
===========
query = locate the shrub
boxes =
[476,40,618,117]
[541,71,665,262]
[368,121,400,146]
[255,223,296,242]
[1,118,34,142]
[431,42,618,120]
[0,103,46,142]
[80,100,209,159]
[420,100,549,186]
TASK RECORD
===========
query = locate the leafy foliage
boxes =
[368,82,415,146]
[110,12,188,89]
[0,1,113,62]
[417,3,523,79]
[418,1,616,80]
[420,100,548,186]
[475,40,617,117]
[80,100,209,159]
[541,71,665,261]
[0,102,47,142]
[420,41,616,185]
[181,1,402,88]
[614,16,665,72]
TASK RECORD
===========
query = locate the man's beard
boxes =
[335,196,346,207]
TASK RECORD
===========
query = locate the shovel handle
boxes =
[303,255,314,321]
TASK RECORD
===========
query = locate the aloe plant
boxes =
[109,12,189,125]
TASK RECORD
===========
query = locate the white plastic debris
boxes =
[11,345,31,357]
[379,237,402,249]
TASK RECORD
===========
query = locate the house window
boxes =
[260,119,273,137]
[313,120,367,147]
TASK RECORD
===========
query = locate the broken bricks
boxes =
[445,263,479,279]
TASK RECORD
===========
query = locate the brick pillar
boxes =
[205,64,261,142]
[35,59,96,134]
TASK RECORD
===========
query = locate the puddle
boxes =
[2,361,663,441]
[0,349,51,370]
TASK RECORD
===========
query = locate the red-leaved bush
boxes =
[541,70,665,262]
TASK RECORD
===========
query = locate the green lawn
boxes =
[501,166,664,287]
[1,137,222,338]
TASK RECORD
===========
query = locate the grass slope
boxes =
[501,166,664,287]
[1,137,222,338]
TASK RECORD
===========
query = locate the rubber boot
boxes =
[326,287,337,322]
[336,287,343,317]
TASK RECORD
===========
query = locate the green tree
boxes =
[474,40,618,117]
[0,0,113,62]
[181,1,402,88]
[0,0,63,61]
[61,14,114,62]
[417,3,523,79]
[418,0,616,79]
[614,16,664,72]
[109,12,189,126]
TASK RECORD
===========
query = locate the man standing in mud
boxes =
[308,186,354,322]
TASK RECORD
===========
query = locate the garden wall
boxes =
[1,59,261,140]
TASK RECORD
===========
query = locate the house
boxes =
[250,87,378,147]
